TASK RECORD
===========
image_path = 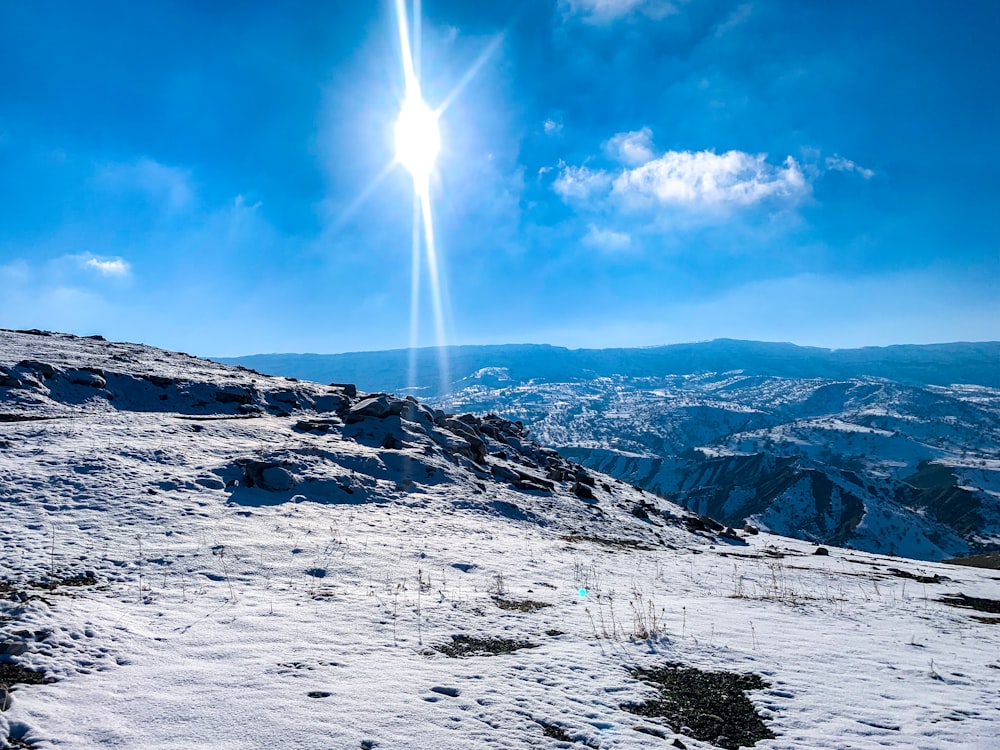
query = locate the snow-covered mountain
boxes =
[219,341,1000,561]
[3,330,1000,749]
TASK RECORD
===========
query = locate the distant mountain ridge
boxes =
[217,339,1000,560]
[217,339,1000,394]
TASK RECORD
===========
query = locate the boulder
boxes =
[236,459,296,491]
[314,393,350,413]
[328,383,358,399]
[346,395,394,422]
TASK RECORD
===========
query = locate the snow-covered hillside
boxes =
[438,372,1000,561]
[2,330,1000,749]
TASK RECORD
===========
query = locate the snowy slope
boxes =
[2,330,1000,749]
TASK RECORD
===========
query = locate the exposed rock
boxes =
[17,360,56,379]
[215,387,254,405]
[236,459,296,491]
[328,383,358,398]
[313,393,350,413]
[143,375,177,389]
[346,395,394,422]
[381,433,404,450]
[295,419,338,434]
[65,368,106,388]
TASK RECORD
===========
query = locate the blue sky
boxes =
[1,0,997,356]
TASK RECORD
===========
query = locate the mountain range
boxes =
[219,340,1000,561]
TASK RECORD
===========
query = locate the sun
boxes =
[394,90,440,186]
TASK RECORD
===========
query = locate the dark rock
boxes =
[143,375,177,388]
[14,328,52,336]
[295,419,338,434]
[0,639,29,656]
[236,459,295,491]
[813,547,830,556]
[743,523,760,535]
[631,504,650,520]
[381,433,404,450]
[573,481,595,501]
[215,387,253,405]
[329,383,358,399]
[17,360,56,379]
[65,368,106,388]
[270,389,309,407]
[346,395,394,422]
[686,515,725,534]
[445,418,488,464]
[314,393,350,413]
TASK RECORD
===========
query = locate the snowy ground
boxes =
[2,331,999,749]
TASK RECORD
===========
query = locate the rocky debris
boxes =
[622,663,776,750]
[938,593,1000,615]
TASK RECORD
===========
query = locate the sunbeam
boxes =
[394,0,452,394]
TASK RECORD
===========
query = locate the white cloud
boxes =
[94,157,194,212]
[582,224,632,252]
[552,164,614,201]
[543,118,563,135]
[613,150,809,208]
[552,129,809,212]
[84,257,131,277]
[714,3,753,36]
[604,127,655,166]
[561,0,678,23]
[825,155,875,179]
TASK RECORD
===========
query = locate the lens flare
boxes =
[394,91,440,187]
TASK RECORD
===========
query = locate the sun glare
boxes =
[395,91,440,186]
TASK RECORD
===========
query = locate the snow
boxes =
[2,330,1000,749]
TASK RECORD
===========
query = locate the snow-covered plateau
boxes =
[2,330,999,749]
